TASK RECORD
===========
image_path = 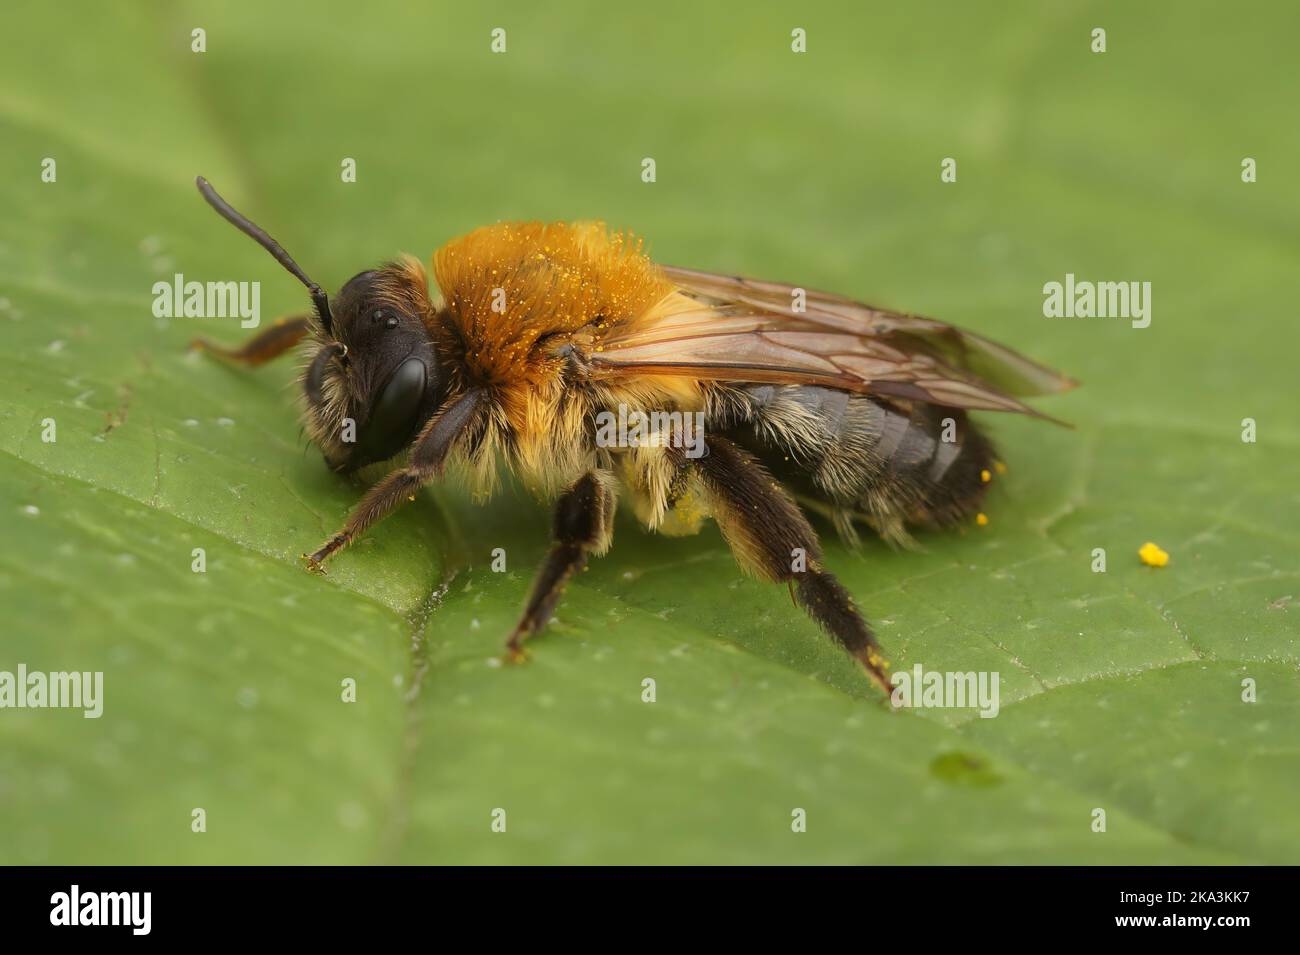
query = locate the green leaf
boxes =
[1,2,1295,864]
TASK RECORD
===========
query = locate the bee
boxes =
[190,177,1075,693]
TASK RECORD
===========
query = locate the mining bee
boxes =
[190,177,1075,692]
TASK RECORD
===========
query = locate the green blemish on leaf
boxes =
[930,751,1003,787]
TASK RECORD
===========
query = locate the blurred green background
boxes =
[1,1,1297,864]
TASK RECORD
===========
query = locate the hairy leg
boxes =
[190,314,312,366]
[304,389,484,571]
[690,436,891,693]
[506,471,616,661]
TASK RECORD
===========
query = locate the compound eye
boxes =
[356,357,426,464]
[372,308,400,330]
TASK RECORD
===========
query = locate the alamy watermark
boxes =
[594,403,706,458]
[890,664,1000,718]
[0,664,103,718]
[1042,273,1151,329]
[153,273,260,328]
[50,885,150,935]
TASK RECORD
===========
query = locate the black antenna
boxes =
[195,176,333,334]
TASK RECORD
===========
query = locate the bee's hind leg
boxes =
[190,314,313,366]
[505,471,616,661]
[688,436,892,694]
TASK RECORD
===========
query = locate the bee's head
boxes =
[303,260,444,472]
[196,177,444,473]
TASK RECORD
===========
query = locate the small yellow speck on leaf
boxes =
[1139,541,1170,567]
[976,512,989,526]
[994,461,1008,475]
[980,469,991,483]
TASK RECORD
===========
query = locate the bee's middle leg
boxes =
[505,471,616,661]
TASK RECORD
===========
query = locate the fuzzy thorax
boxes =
[431,221,700,496]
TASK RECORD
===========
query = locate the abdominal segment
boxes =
[707,383,995,547]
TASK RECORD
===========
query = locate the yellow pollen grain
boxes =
[980,469,991,483]
[1138,541,1169,568]
[994,461,1008,475]
[976,512,989,526]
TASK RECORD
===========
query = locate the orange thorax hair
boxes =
[432,221,672,387]
[429,221,699,493]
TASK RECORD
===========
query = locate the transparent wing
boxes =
[589,265,1078,419]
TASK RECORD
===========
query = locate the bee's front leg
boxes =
[505,471,616,661]
[190,314,313,366]
[303,389,484,573]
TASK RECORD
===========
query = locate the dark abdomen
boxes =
[710,383,994,545]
